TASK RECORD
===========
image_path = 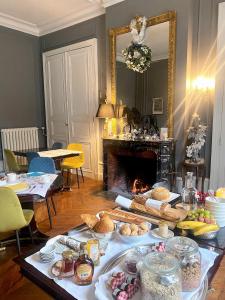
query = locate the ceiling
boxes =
[0,0,125,36]
[117,22,169,62]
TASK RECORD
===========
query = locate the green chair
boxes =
[0,187,34,254]
[4,149,27,173]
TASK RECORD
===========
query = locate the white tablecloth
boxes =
[25,230,218,300]
[17,174,58,197]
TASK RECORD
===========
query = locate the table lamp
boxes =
[96,101,115,137]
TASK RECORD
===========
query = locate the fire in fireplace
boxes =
[107,148,157,196]
[131,178,150,194]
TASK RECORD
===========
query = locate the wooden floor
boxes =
[0,176,224,300]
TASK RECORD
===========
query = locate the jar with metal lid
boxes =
[165,236,201,291]
[62,250,77,277]
[137,252,182,300]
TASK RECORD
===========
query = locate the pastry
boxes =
[151,187,170,201]
[93,215,115,233]
[140,222,148,231]
[130,224,138,232]
[80,214,98,229]
[121,226,131,236]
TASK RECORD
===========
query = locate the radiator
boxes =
[1,127,39,169]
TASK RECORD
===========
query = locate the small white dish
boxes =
[0,179,7,186]
[116,222,151,244]
[151,228,174,239]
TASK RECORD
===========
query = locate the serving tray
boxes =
[101,244,208,300]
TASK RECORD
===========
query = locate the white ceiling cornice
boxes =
[102,0,125,8]
[0,0,125,36]
[39,5,105,36]
[0,12,39,36]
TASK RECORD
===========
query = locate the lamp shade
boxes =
[96,103,115,118]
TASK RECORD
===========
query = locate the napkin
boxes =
[115,195,132,209]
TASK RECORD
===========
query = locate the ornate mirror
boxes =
[109,11,176,137]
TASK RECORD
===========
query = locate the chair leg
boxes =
[51,196,56,215]
[45,198,52,229]
[15,230,21,255]
[66,169,70,186]
[28,224,34,244]
[76,168,80,189]
[80,167,84,183]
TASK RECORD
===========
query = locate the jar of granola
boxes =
[138,252,182,300]
[165,236,201,292]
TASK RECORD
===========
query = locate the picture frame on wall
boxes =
[152,97,163,115]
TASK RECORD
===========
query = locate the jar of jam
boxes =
[62,250,77,277]
[74,242,94,285]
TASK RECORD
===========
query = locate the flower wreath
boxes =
[122,16,152,73]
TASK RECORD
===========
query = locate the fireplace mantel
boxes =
[103,138,176,191]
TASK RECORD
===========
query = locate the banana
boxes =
[177,221,206,230]
[193,224,219,236]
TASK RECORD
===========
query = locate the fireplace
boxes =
[103,138,175,195]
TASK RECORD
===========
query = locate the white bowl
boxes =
[216,220,225,227]
[90,229,115,240]
[116,222,151,244]
[205,197,225,206]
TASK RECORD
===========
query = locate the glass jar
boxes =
[62,250,77,277]
[138,252,182,300]
[166,236,201,291]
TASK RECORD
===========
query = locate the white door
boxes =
[43,39,99,178]
[65,41,99,178]
[43,53,68,147]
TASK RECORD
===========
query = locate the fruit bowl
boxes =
[193,229,219,240]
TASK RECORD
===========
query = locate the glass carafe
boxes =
[182,172,197,210]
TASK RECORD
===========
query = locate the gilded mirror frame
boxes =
[109,11,176,137]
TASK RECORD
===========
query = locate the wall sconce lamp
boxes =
[96,100,115,138]
[191,76,215,91]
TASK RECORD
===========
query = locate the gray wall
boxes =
[0,26,45,159]
[40,15,106,98]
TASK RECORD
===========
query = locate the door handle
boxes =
[65,122,68,126]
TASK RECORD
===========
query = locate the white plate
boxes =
[143,190,180,203]
[151,228,174,239]
[3,180,20,186]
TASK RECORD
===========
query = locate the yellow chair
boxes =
[0,187,34,254]
[4,149,27,173]
[61,143,84,188]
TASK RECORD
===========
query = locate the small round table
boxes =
[182,158,205,190]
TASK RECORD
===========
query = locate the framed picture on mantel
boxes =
[152,97,163,115]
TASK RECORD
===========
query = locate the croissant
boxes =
[80,214,98,229]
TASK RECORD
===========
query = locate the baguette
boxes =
[103,210,144,225]
[131,201,179,222]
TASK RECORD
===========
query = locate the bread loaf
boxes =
[151,187,170,201]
